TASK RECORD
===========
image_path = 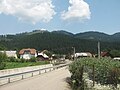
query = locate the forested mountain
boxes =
[52,30,74,36]
[75,31,120,42]
[75,31,111,41]
[0,30,120,54]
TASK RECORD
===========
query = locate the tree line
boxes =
[0,32,120,56]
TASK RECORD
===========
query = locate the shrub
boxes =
[0,62,6,70]
[29,57,37,62]
[69,58,120,89]
[69,60,84,90]
[7,57,18,62]
[0,52,7,70]
[20,58,26,63]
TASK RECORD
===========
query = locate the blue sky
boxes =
[0,0,120,35]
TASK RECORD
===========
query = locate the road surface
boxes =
[0,67,71,90]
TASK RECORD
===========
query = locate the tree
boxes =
[0,45,7,50]
[0,52,7,70]
[110,50,120,57]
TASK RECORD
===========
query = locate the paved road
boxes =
[0,67,71,90]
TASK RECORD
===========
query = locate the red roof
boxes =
[101,52,108,57]
[19,48,36,55]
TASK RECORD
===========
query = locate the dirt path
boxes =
[0,67,71,90]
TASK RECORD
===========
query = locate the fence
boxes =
[0,64,69,86]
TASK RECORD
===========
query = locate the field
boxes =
[4,61,50,69]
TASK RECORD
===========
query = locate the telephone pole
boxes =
[72,47,75,60]
[98,41,101,59]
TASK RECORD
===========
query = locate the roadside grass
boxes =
[4,61,50,69]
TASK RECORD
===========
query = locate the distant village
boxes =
[0,48,118,61]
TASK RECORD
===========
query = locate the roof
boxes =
[101,52,109,57]
[37,52,49,58]
[75,52,92,57]
[113,57,120,60]
[75,53,87,57]
[19,48,37,55]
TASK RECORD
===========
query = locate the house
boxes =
[113,57,120,61]
[74,52,92,58]
[19,48,37,59]
[101,52,113,58]
[0,51,18,58]
[37,52,49,60]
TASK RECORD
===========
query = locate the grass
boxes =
[4,61,50,69]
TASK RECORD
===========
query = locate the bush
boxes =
[69,58,120,89]
[0,62,6,70]
[7,57,18,62]
[29,57,37,62]
[69,60,84,90]
[0,52,7,70]
[20,58,26,63]
[0,52,7,61]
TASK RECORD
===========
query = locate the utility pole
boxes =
[98,41,101,59]
[72,47,75,60]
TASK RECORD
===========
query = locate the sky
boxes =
[0,0,120,35]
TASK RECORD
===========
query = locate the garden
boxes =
[69,58,120,90]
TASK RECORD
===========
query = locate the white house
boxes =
[19,48,37,59]
[75,52,92,58]
[37,52,49,60]
[38,52,49,58]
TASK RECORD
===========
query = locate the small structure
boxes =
[19,48,37,59]
[0,51,18,58]
[101,52,113,58]
[75,52,92,58]
[37,52,49,60]
[113,57,120,61]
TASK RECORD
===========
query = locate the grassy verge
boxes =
[4,61,50,69]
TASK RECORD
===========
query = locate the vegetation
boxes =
[0,52,50,70]
[4,61,49,69]
[110,50,120,57]
[0,52,7,69]
[69,58,120,90]
[0,30,120,54]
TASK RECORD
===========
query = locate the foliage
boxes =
[4,61,50,69]
[0,52,50,70]
[6,57,19,62]
[0,45,7,50]
[20,58,26,63]
[69,61,84,90]
[69,58,120,89]
[0,52,7,61]
[110,50,120,57]
[1,31,120,54]
[29,57,37,62]
[0,62,6,70]
[0,52,7,70]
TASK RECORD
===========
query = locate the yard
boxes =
[4,61,50,69]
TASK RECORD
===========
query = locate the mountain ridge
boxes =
[0,30,120,54]
[1,30,120,42]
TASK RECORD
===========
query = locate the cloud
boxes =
[61,0,91,21]
[0,0,56,24]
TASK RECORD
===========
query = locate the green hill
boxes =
[0,30,120,54]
